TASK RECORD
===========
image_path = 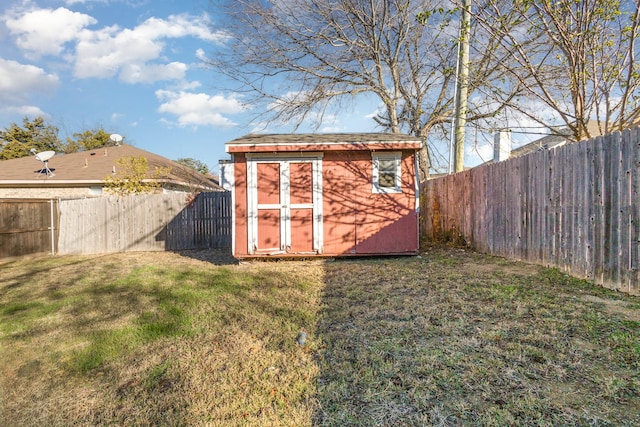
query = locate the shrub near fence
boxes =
[56,192,231,255]
[422,128,639,294]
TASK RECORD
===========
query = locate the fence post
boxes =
[49,199,55,255]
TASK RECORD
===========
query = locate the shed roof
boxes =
[0,144,220,191]
[225,133,423,153]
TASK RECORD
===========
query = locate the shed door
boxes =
[247,155,323,255]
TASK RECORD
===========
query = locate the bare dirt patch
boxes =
[581,294,640,322]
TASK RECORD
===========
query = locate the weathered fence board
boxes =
[422,128,640,294]
[0,198,58,258]
[57,192,231,255]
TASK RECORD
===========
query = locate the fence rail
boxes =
[422,128,639,294]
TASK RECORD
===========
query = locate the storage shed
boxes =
[225,133,423,257]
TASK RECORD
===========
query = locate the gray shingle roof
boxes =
[226,132,423,151]
[0,144,220,191]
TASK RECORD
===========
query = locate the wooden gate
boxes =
[0,198,58,258]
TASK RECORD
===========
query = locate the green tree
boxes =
[104,156,171,196]
[174,158,210,175]
[0,117,62,160]
[62,128,114,153]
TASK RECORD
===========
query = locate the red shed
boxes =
[225,133,423,258]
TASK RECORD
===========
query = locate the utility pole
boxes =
[453,0,470,173]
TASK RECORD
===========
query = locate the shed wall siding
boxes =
[232,150,418,257]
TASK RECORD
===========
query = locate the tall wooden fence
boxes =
[422,128,639,294]
[0,192,231,258]
[0,198,58,258]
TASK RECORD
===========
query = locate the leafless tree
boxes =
[469,0,640,142]
[209,0,521,178]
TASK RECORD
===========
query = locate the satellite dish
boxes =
[110,134,123,145]
[35,150,55,162]
[34,150,56,177]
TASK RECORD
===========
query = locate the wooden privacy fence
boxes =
[422,128,639,294]
[0,192,231,258]
[58,192,231,254]
[0,198,58,258]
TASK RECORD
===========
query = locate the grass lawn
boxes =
[0,246,638,426]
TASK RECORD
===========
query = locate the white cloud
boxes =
[321,125,343,133]
[465,139,493,165]
[73,13,226,82]
[5,7,96,58]
[74,24,163,79]
[134,14,224,43]
[155,90,245,128]
[195,48,207,61]
[119,62,187,84]
[63,0,106,4]
[0,58,59,104]
[0,104,48,117]
[4,6,226,84]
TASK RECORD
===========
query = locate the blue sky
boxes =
[1,0,522,174]
[0,0,389,174]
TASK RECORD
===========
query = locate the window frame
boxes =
[372,151,402,194]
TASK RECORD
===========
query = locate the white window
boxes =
[372,152,402,194]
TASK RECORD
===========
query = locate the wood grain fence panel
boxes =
[572,142,586,276]
[497,161,507,256]
[522,154,532,261]
[603,132,620,289]
[58,192,231,255]
[463,170,472,242]
[561,144,571,271]
[526,153,535,262]
[548,150,562,265]
[535,150,547,264]
[487,163,496,253]
[619,129,635,293]
[592,136,606,285]
[422,126,639,294]
[631,127,640,292]
[583,140,595,280]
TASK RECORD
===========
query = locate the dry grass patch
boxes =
[0,252,323,426]
[1,246,638,426]
[314,246,640,426]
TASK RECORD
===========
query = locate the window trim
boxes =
[372,151,402,194]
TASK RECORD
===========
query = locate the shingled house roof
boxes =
[226,132,423,153]
[0,144,220,195]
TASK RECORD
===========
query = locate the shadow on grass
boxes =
[312,250,640,426]
[175,247,239,266]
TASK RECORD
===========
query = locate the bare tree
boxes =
[470,0,640,142]
[209,0,521,178]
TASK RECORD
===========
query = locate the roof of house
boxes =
[226,132,424,153]
[510,134,567,158]
[0,144,220,190]
[509,120,627,158]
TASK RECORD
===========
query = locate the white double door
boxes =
[246,154,323,254]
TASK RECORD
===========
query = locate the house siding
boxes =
[0,187,97,199]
